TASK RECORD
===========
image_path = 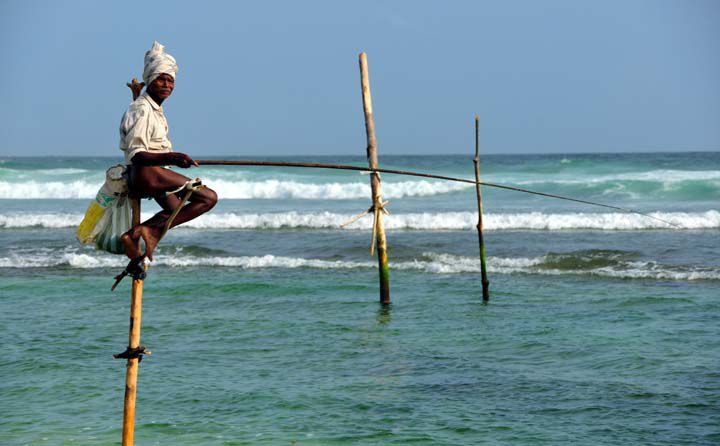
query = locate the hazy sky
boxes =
[1,0,718,156]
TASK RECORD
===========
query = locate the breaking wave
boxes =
[206,179,469,199]
[2,210,718,230]
[509,169,720,200]
[1,167,718,201]
[0,178,469,200]
[0,181,102,199]
[1,250,717,281]
[516,169,720,185]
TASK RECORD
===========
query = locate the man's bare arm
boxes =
[131,152,199,168]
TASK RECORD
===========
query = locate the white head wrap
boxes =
[142,41,178,85]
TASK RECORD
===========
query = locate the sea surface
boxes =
[1,152,718,445]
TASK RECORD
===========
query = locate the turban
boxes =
[142,41,178,85]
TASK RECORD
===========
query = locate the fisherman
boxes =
[119,41,217,262]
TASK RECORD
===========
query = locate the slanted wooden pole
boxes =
[121,198,143,446]
[359,52,390,305]
[473,116,490,302]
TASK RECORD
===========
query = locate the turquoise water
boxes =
[1,153,719,445]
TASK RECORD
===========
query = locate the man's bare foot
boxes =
[121,224,163,261]
[121,228,142,260]
[137,225,163,261]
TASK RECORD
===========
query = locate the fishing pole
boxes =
[194,159,679,228]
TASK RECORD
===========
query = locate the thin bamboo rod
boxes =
[473,116,489,302]
[359,52,390,305]
[121,198,143,446]
[193,160,677,227]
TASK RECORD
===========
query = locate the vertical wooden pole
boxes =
[473,116,490,302]
[359,52,390,305]
[122,198,143,446]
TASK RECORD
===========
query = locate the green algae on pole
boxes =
[474,116,490,302]
[359,52,390,305]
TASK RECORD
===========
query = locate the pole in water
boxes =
[116,197,148,446]
[359,52,390,305]
[116,83,147,446]
[474,116,490,302]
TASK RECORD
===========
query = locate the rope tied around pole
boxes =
[340,205,374,228]
[340,200,390,227]
[113,345,152,362]
[340,200,390,255]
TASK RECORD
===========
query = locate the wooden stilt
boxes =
[473,116,490,302]
[359,53,390,305]
[121,197,144,446]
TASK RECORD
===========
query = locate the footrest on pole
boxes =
[111,256,147,291]
[113,345,151,362]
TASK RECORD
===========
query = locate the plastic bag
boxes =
[76,165,133,254]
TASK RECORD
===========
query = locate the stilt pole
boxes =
[473,116,490,302]
[359,52,390,305]
[121,197,144,446]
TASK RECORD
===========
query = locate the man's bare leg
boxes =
[121,165,217,260]
[120,193,181,260]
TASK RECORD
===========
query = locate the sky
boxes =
[0,0,718,157]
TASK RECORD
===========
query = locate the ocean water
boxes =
[1,152,718,445]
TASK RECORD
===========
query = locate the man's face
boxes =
[147,73,175,101]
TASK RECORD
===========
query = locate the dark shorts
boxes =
[125,164,181,200]
[123,164,141,198]
[124,164,158,200]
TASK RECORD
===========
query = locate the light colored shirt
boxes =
[119,92,173,164]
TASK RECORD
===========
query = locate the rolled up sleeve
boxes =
[119,106,150,164]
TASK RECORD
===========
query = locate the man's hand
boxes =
[170,152,199,168]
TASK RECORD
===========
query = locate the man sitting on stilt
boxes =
[119,41,217,263]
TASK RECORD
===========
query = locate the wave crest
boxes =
[1,250,716,281]
[0,178,468,200]
[2,210,718,230]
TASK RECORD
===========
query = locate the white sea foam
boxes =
[2,210,718,230]
[0,167,88,175]
[1,250,717,281]
[202,179,469,199]
[0,181,100,199]
[2,168,717,200]
[482,210,720,230]
[161,255,376,269]
[183,210,719,230]
[401,253,720,280]
[0,213,82,228]
[34,168,90,175]
[0,251,122,268]
[0,178,468,200]
[515,169,720,185]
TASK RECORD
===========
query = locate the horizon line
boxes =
[1,148,719,159]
